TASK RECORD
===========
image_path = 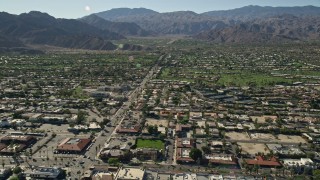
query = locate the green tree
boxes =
[306,152,315,159]
[189,148,202,161]
[52,133,57,138]
[147,125,158,135]
[108,158,119,165]
[101,118,110,125]
[13,166,22,174]
[12,112,22,119]
[63,109,71,114]
[201,146,211,154]
[147,126,154,134]
[154,125,158,134]
[91,118,97,122]
[313,169,320,179]
[9,176,19,180]
[76,110,87,124]
[57,169,67,179]
[119,150,133,163]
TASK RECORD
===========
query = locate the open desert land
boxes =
[276,134,307,144]
[145,118,169,127]
[226,132,251,141]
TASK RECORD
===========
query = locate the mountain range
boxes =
[202,5,320,20]
[0,11,126,51]
[94,6,320,36]
[1,5,320,52]
[80,14,152,36]
[95,8,230,35]
[195,15,320,43]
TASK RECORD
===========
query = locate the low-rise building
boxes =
[0,135,36,155]
[176,148,194,163]
[244,156,281,168]
[92,172,114,180]
[100,149,124,159]
[176,138,195,148]
[205,154,238,167]
[56,138,91,154]
[24,166,62,179]
[283,158,314,167]
[116,167,145,180]
[89,122,102,130]
[134,148,159,161]
[267,144,305,158]
[0,135,36,145]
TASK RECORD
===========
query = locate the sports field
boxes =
[136,139,165,150]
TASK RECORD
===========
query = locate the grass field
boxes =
[217,73,293,87]
[72,86,88,99]
[136,139,165,150]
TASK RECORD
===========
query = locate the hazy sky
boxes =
[1,0,320,19]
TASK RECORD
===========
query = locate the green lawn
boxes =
[217,73,294,87]
[72,86,88,99]
[136,139,165,150]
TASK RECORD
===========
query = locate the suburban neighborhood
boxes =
[0,43,320,180]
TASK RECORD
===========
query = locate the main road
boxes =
[85,54,164,163]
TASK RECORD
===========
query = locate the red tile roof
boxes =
[176,157,195,162]
[176,148,194,162]
[159,110,171,116]
[175,124,192,132]
[57,138,91,152]
[245,156,281,167]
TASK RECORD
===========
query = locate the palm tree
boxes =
[46,149,49,159]
[290,166,295,177]
[24,151,29,163]
[29,148,33,156]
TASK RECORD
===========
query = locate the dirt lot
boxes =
[251,133,276,142]
[276,134,307,144]
[226,132,251,141]
[238,143,270,155]
[145,118,169,127]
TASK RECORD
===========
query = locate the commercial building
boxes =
[24,166,62,179]
[283,158,314,167]
[56,138,91,154]
[117,167,145,180]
